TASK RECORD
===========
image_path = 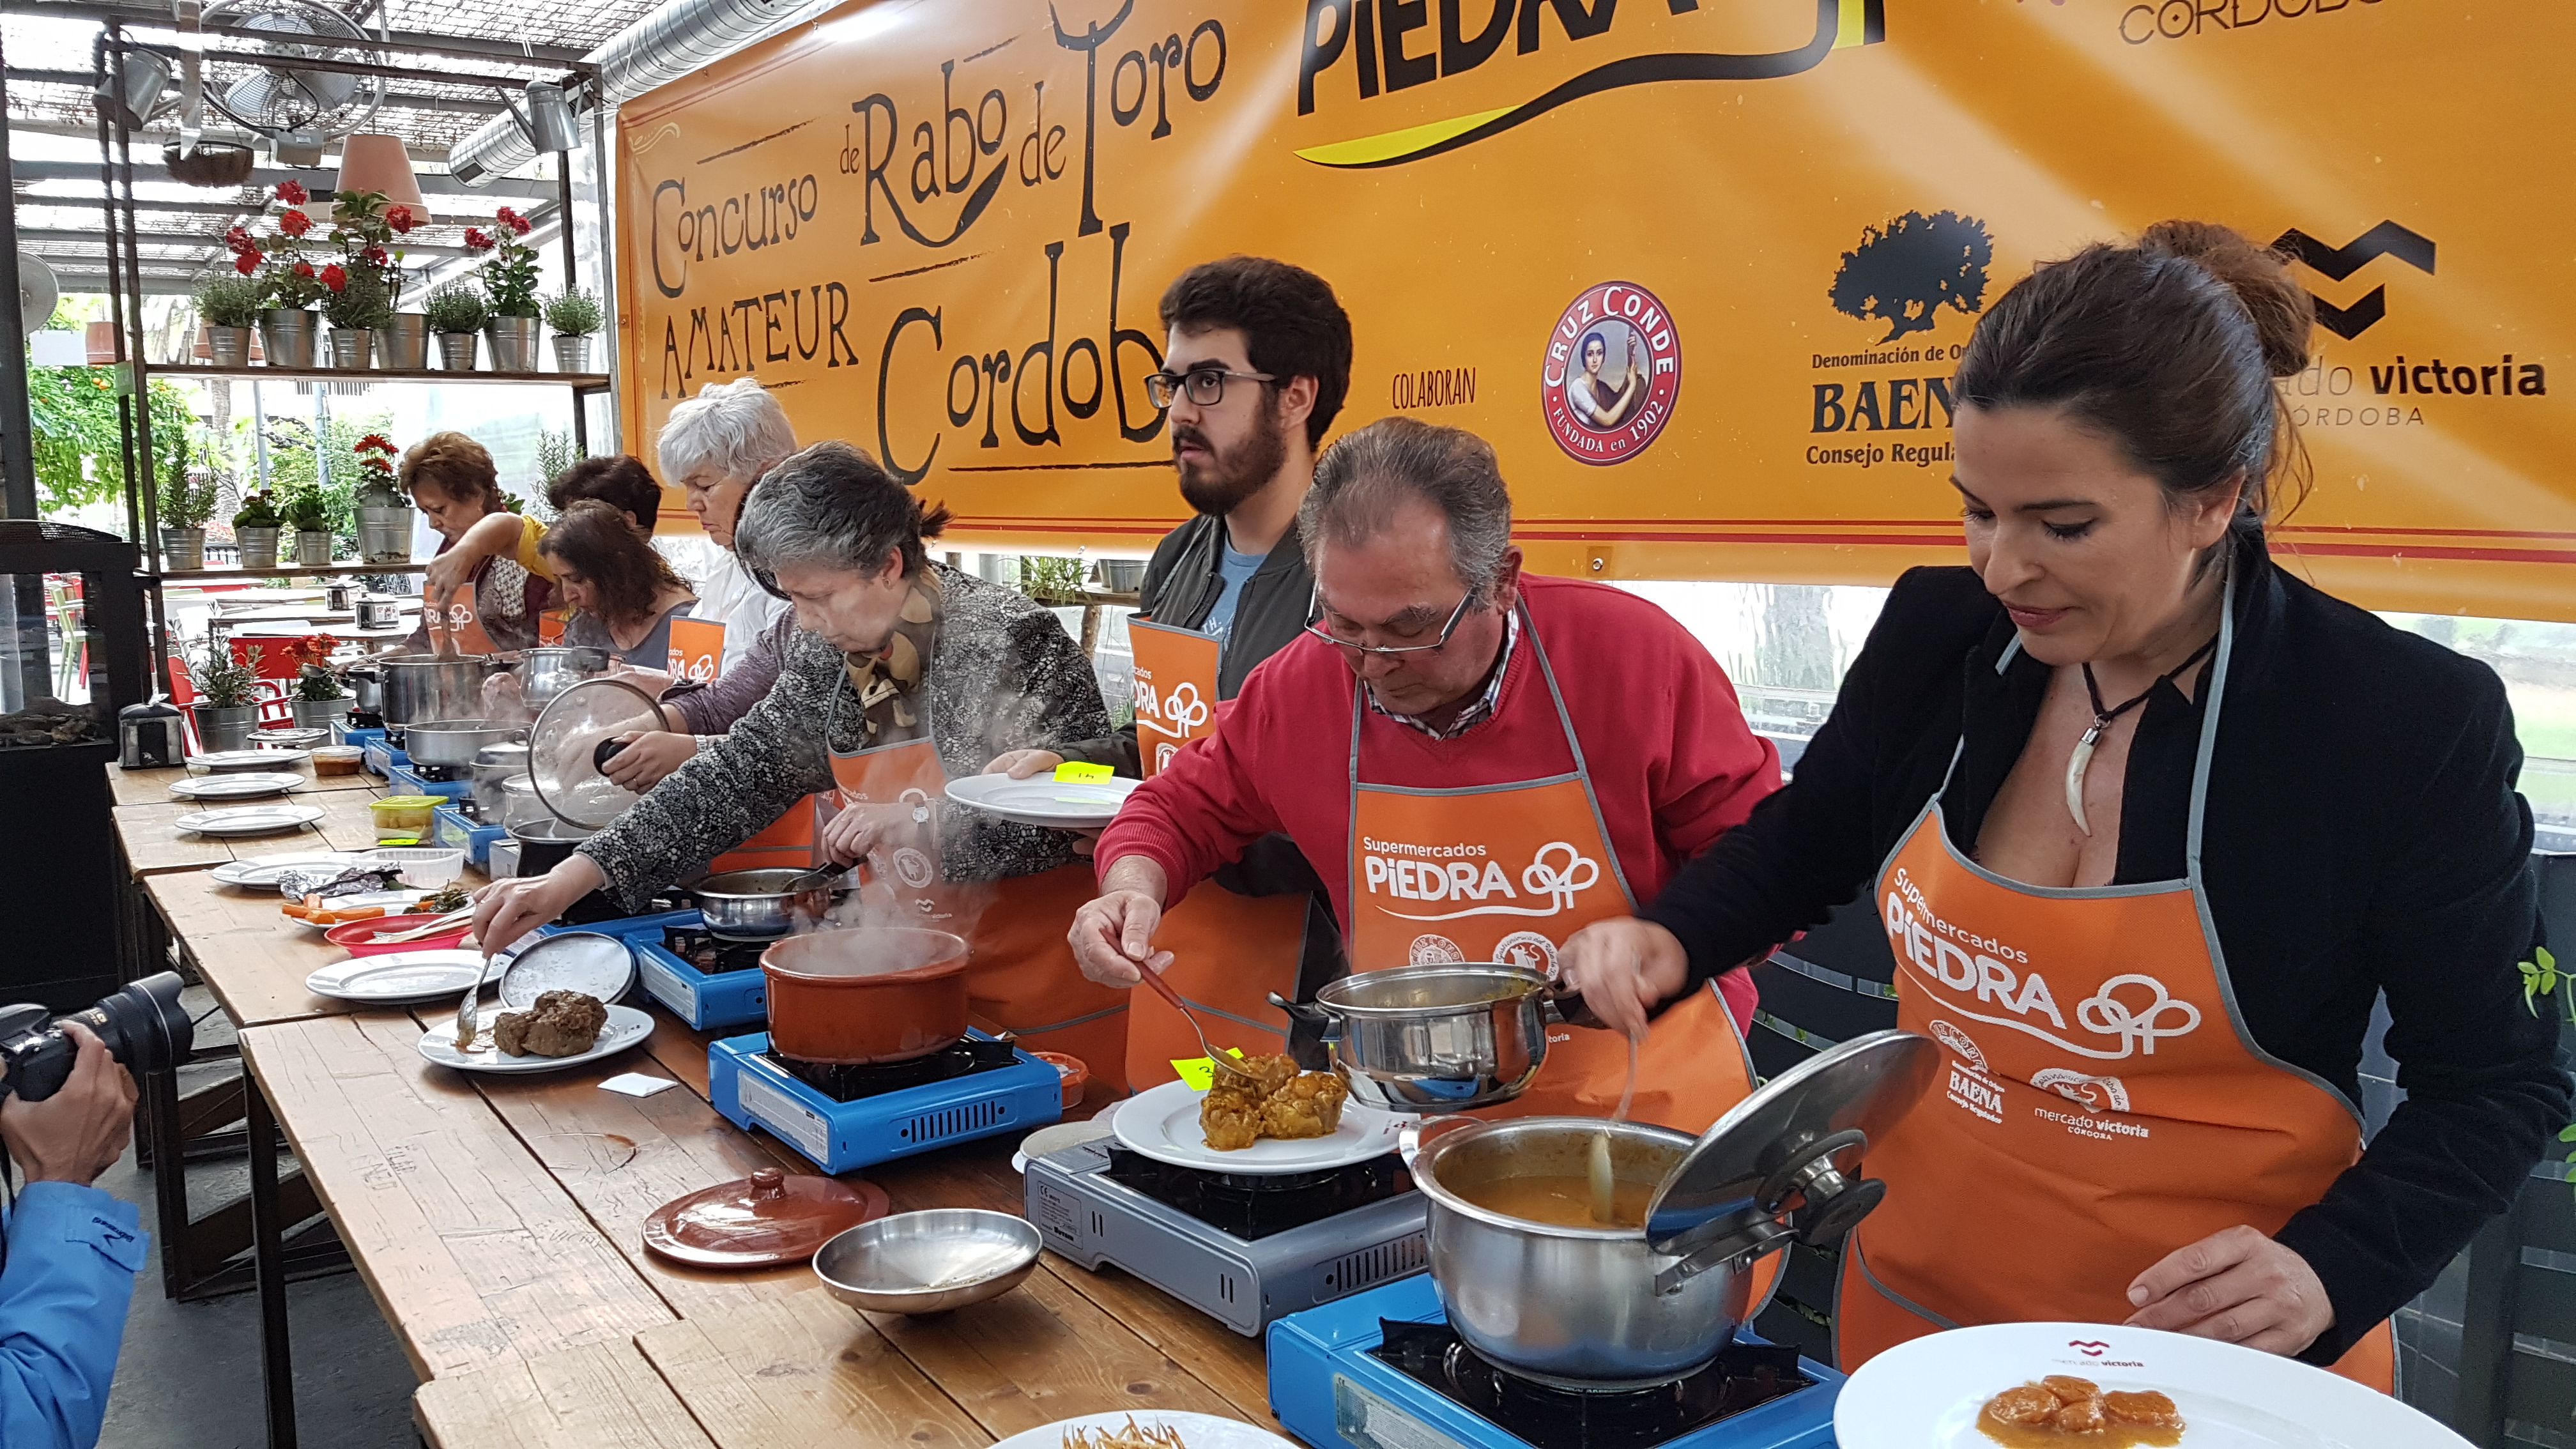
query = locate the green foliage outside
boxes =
[27,361,195,516]
[240,410,394,548]
[1016,555,1088,604]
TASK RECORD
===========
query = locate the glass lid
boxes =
[527,677,663,828]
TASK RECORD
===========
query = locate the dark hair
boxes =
[399,431,503,513]
[1301,417,1512,602]
[1160,256,1354,450]
[536,500,689,625]
[1954,220,2314,529]
[547,455,662,532]
[732,440,954,588]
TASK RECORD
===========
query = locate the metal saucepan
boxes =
[1409,1116,1763,1388]
[507,818,594,875]
[401,719,528,768]
[517,646,611,706]
[471,742,532,819]
[692,867,843,940]
[355,653,510,726]
[1274,963,1558,1111]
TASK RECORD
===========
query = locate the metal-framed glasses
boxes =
[1143,365,1276,408]
[1302,585,1478,657]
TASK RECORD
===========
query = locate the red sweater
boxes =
[1102,573,1782,1022]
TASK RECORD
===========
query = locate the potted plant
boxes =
[188,639,263,753]
[326,188,426,369]
[352,432,412,564]
[157,441,217,573]
[283,484,334,566]
[320,264,392,369]
[194,273,266,367]
[231,181,328,369]
[424,283,486,371]
[464,206,541,370]
[282,634,346,727]
[1015,555,1089,605]
[542,289,602,373]
[232,489,285,571]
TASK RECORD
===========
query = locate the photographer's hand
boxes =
[1,1025,138,1187]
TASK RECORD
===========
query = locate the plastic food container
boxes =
[311,745,364,776]
[371,795,441,843]
[364,847,466,889]
[1031,1052,1088,1109]
[325,914,471,955]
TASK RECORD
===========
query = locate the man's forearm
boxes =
[1099,854,1170,907]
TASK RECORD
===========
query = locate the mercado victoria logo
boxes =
[2267,220,2549,435]
[1290,0,1886,169]
[1807,210,1991,470]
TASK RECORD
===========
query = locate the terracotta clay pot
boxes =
[760,928,971,1065]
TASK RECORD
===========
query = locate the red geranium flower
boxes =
[463,227,493,251]
[320,263,348,293]
[360,245,388,266]
[274,180,308,205]
[291,260,315,279]
[357,433,393,450]
[277,208,312,238]
[233,252,259,275]
[385,204,415,234]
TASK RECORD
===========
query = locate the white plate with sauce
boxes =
[416,1004,654,1075]
[944,772,1138,828]
[986,1411,1299,1449]
[1110,1077,1403,1175]
[1834,1320,2469,1449]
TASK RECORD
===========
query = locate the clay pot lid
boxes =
[643,1168,891,1268]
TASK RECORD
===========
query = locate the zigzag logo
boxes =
[2269,222,2436,341]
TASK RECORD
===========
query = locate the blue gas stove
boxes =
[708,1027,1062,1174]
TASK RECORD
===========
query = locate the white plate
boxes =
[1834,1321,2470,1449]
[1111,1077,1404,1175]
[945,772,1139,828]
[174,804,326,837]
[169,772,308,801]
[211,852,370,889]
[987,1411,1299,1449]
[306,949,496,1002]
[190,749,308,772]
[417,1004,654,1075]
[281,891,429,934]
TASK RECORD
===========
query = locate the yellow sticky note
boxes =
[1054,760,1114,782]
[1171,1047,1245,1091]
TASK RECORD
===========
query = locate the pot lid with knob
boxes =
[526,676,663,829]
[641,1167,891,1268]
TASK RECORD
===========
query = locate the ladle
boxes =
[1589,1031,1641,1225]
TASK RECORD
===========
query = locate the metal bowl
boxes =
[692,868,839,939]
[812,1209,1041,1315]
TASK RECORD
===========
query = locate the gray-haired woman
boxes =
[473,441,1135,1082]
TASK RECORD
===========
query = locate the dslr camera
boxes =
[0,973,192,1103]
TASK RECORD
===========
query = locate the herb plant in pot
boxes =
[284,484,334,567]
[188,640,264,753]
[542,289,602,373]
[158,444,217,573]
[466,207,540,371]
[195,273,266,367]
[321,265,392,369]
[232,489,285,571]
[424,284,485,371]
[352,432,413,564]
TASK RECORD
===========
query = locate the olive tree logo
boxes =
[1828,210,1995,342]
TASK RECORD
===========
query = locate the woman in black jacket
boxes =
[1565,220,2564,1381]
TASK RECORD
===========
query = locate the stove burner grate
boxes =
[1103,1144,1411,1241]
[662,926,767,976]
[766,1034,1020,1103]
[1370,1321,1809,1449]
[409,762,469,782]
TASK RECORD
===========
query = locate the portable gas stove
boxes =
[1027,1133,1429,1337]
[710,1028,1061,1174]
[1268,1275,1841,1449]
[634,923,770,1031]
[390,761,472,800]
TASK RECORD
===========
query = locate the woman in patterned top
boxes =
[473,441,1136,1081]
[399,431,552,653]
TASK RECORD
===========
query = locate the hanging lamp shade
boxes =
[334,134,429,224]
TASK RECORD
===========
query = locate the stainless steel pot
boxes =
[518,646,611,705]
[472,742,532,820]
[1276,963,1554,1111]
[1410,1116,1761,1388]
[401,719,527,768]
[498,775,547,829]
[360,652,510,725]
[345,667,385,713]
[692,868,841,939]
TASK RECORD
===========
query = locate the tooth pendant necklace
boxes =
[2064,634,2220,835]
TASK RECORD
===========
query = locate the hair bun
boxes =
[2140,219,2313,378]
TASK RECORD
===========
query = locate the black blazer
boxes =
[1641,532,2567,1363]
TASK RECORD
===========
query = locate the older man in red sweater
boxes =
[1073,417,1779,1131]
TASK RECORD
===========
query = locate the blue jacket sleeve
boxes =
[0,1183,147,1449]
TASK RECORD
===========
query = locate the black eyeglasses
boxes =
[1144,365,1276,409]
[1302,585,1478,657]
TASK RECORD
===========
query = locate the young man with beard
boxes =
[989,256,1353,1089]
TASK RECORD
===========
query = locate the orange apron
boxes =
[1834,596,2395,1390]
[668,617,726,684]
[424,583,501,655]
[1124,616,1306,1090]
[683,615,818,874]
[824,686,1131,1092]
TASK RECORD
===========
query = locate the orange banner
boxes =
[617,0,2576,622]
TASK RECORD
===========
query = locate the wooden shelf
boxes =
[144,364,610,391]
[151,562,427,579]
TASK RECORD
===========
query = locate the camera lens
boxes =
[61,972,192,1078]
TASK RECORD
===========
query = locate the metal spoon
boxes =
[1134,966,1260,1089]
[1589,1030,1641,1225]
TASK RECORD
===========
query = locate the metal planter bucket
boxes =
[483,317,540,372]
[328,329,373,369]
[291,696,346,729]
[234,526,281,571]
[294,530,333,567]
[434,332,479,371]
[373,314,430,371]
[161,527,204,573]
[190,703,261,754]
[550,335,593,373]
[257,310,316,369]
[356,506,414,565]
[206,326,252,367]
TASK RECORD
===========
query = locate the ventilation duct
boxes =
[445,0,834,184]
